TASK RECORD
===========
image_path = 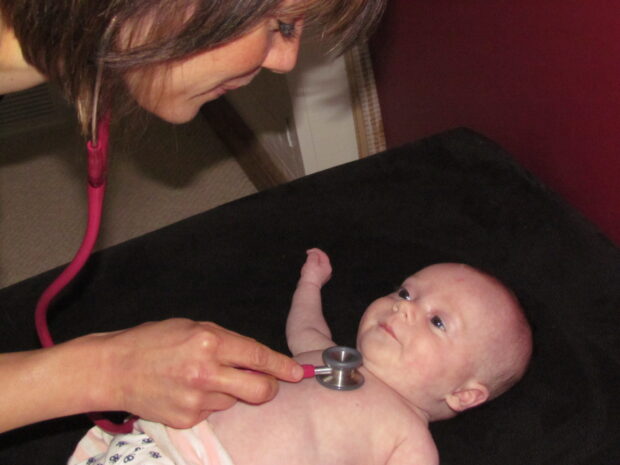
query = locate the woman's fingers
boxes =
[95,319,303,428]
[195,392,238,418]
[207,323,303,382]
[209,366,287,405]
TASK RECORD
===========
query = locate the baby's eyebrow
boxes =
[401,277,418,287]
[395,282,409,292]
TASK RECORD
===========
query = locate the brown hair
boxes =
[1,0,385,137]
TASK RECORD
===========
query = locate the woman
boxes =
[0,0,385,434]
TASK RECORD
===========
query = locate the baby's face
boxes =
[357,263,511,407]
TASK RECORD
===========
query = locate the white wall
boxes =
[286,40,360,175]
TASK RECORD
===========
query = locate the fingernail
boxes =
[292,364,304,380]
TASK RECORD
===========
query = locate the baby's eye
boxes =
[397,288,412,301]
[430,315,446,332]
[277,20,298,40]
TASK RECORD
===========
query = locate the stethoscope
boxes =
[34,107,120,431]
[32,30,141,433]
[301,346,365,391]
[32,105,366,434]
[34,40,110,349]
[32,34,365,433]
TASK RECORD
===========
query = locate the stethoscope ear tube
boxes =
[33,111,137,434]
[34,112,111,349]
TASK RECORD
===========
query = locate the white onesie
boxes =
[69,419,234,465]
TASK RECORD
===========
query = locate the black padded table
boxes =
[1,128,618,464]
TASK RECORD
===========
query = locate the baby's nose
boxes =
[392,301,413,322]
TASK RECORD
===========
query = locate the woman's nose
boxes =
[262,34,301,74]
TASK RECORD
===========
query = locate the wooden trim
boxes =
[344,45,387,158]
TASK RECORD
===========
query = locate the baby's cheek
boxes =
[357,328,388,359]
[403,347,445,379]
[356,316,373,339]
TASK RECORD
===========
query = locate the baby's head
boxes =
[357,263,532,421]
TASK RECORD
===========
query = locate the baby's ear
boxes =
[445,381,489,413]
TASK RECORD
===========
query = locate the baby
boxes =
[70,248,532,465]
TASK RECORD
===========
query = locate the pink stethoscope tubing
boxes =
[33,111,137,434]
[32,112,361,433]
[31,113,315,434]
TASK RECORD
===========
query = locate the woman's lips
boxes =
[193,68,261,99]
[223,67,261,90]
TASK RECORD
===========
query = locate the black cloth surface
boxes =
[1,128,618,464]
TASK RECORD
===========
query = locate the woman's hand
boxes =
[93,318,303,428]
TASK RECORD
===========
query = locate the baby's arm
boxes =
[386,433,439,465]
[286,249,335,356]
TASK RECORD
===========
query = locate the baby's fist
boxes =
[300,248,332,286]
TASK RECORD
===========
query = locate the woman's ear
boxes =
[445,381,489,412]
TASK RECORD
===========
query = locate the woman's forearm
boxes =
[0,335,106,433]
[0,319,303,433]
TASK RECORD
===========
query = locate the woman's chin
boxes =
[152,105,200,125]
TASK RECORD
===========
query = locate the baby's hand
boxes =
[300,248,332,287]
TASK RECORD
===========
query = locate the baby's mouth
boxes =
[379,322,398,341]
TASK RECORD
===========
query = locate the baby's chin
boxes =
[357,331,399,361]
[356,348,393,382]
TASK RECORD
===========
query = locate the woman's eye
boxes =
[430,315,446,331]
[397,288,412,301]
[277,20,297,40]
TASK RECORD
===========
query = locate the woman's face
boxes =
[125,14,303,123]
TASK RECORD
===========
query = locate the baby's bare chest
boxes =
[210,373,414,465]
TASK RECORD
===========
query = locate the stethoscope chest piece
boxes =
[315,346,365,391]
